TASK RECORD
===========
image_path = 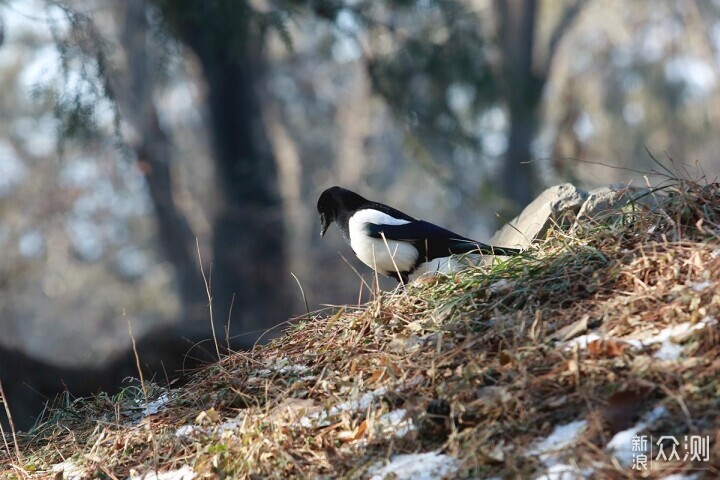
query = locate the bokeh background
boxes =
[2,0,720,428]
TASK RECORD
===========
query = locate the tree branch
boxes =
[545,0,590,75]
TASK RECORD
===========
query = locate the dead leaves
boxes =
[587,338,632,358]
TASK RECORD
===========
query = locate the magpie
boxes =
[317,186,521,284]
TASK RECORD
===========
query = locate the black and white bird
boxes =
[317,186,520,283]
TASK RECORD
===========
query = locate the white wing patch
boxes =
[348,209,419,275]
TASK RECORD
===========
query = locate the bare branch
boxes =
[545,0,590,75]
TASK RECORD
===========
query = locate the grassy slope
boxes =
[3,181,720,479]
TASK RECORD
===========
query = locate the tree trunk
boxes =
[120,0,208,335]
[205,51,288,344]
[158,3,289,346]
[496,0,543,214]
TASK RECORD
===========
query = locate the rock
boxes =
[490,183,588,249]
[575,185,656,225]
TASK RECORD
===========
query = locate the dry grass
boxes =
[3,180,720,479]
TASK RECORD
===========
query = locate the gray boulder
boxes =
[575,185,656,225]
[490,183,588,249]
[490,183,659,249]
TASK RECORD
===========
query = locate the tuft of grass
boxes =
[3,179,720,478]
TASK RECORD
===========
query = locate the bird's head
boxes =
[317,186,367,237]
[317,187,340,237]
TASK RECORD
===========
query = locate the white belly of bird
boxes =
[348,209,419,275]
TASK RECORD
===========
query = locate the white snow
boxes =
[142,394,170,417]
[174,418,243,437]
[51,462,85,480]
[175,425,197,437]
[217,419,243,432]
[653,341,684,361]
[367,451,462,480]
[534,463,586,480]
[606,406,668,466]
[660,474,699,480]
[527,420,587,461]
[129,466,195,480]
[527,420,589,479]
[691,281,712,292]
[565,333,600,350]
[375,409,415,438]
[636,319,715,346]
[566,317,716,361]
[300,386,388,428]
[639,318,716,361]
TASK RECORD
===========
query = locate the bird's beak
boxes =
[320,213,330,237]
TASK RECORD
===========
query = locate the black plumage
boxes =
[317,186,520,283]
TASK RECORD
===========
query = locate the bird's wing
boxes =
[366,220,471,243]
[367,220,520,256]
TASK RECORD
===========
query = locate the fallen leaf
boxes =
[415,274,444,286]
[474,386,512,408]
[600,388,650,433]
[547,396,568,408]
[478,440,505,463]
[337,420,367,442]
[367,369,386,384]
[567,359,579,375]
[587,338,630,357]
[498,350,514,365]
[551,315,589,341]
[265,398,316,423]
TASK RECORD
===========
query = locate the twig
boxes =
[0,378,22,463]
[197,238,221,360]
[226,292,236,352]
[290,272,310,316]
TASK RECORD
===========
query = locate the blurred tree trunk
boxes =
[157,2,289,345]
[119,0,208,337]
[495,0,588,214]
[496,0,542,213]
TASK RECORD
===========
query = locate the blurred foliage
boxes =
[364,2,497,149]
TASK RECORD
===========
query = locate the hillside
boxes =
[2,181,720,479]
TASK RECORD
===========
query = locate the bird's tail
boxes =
[449,240,521,256]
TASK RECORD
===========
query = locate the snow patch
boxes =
[567,317,716,361]
[300,386,388,428]
[142,394,170,417]
[175,418,243,438]
[527,421,590,479]
[51,462,85,480]
[375,409,415,438]
[175,425,197,437]
[129,466,195,480]
[660,474,699,480]
[638,319,715,346]
[691,281,712,292]
[639,318,716,361]
[606,406,667,466]
[534,463,586,480]
[528,420,587,461]
[653,341,684,361]
[565,333,600,350]
[367,451,461,480]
